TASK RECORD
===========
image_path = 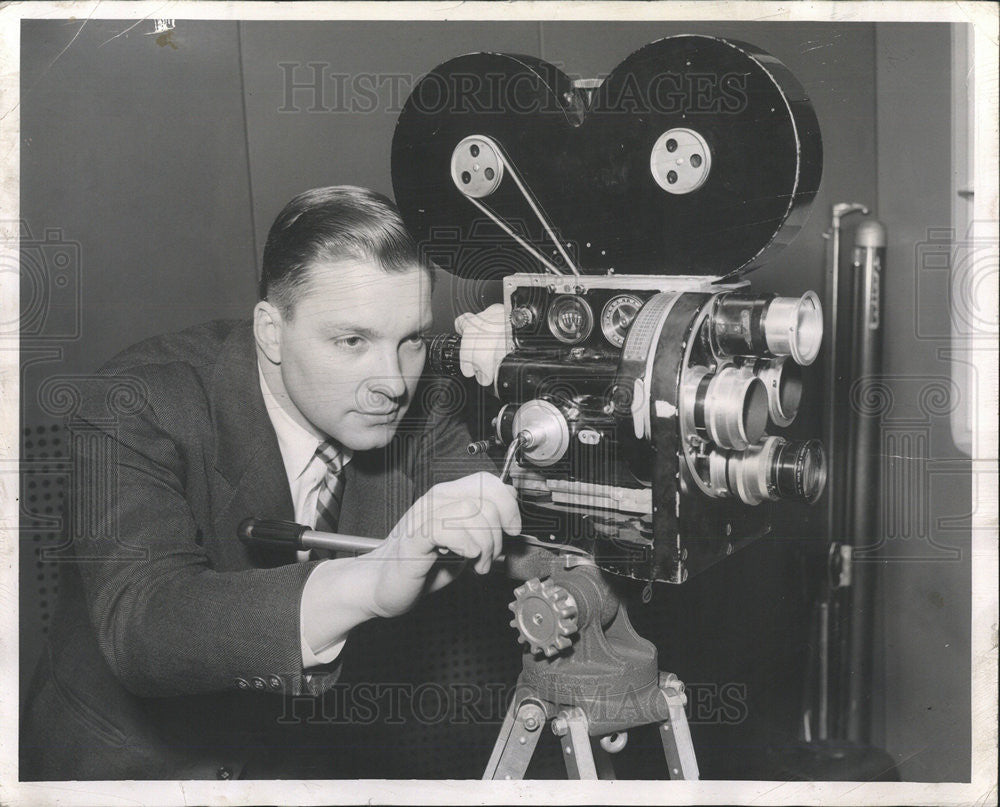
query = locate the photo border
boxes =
[1,2,996,805]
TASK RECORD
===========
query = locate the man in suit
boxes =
[20,186,518,780]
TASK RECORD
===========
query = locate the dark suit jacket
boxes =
[20,320,492,780]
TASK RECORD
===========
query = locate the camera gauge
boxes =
[601,294,643,348]
[547,295,593,344]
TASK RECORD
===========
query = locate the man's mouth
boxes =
[358,409,399,419]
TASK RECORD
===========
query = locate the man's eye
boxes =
[336,335,366,349]
[405,335,426,347]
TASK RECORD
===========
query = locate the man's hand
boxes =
[455,303,507,387]
[299,472,519,663]
[365,471,521,619]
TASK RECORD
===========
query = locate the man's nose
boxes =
[366,348,408,401]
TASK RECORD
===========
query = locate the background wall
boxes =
[18,18,970,781]
[870,24,973,781]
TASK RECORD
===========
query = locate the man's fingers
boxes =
[430,518,492,574]
[473,497,505,563]
[440,498,500,567]
[429,525,478,560]
[464,512,499,574]
[474,473,522,536]
[443,472,521,536]
[411,473,520,559]
[430,494,503,574]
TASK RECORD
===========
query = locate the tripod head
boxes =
[489,544,698,779]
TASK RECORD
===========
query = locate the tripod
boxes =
[483,559,698,780]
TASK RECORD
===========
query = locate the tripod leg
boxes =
[593,731,628,780]
[553,707,599,779]
[592,744,617,780]
[482,699,546,780]
[658,677,700,780]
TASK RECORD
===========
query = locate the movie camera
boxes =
[396,35,827,588]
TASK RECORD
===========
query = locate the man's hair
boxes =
[259,185,429,315]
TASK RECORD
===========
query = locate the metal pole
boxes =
[818,203,868,742]
[823,203,869,545]
[845,219,887,744]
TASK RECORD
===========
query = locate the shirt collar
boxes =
[258,360,352,480]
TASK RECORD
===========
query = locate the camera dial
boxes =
[511,399,571,467]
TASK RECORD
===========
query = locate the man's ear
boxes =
[253,300,284,365]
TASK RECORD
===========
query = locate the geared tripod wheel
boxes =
[509,578,579,657]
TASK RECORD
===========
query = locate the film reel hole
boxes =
[650,128,712,195]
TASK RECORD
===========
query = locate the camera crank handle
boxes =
[238,517,385,555]
[499,431,531,484]
[239,517,512,565]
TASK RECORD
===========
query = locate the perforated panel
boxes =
[332,572,526,778]
[19,422,67,709]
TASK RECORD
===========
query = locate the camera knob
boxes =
[508,577,579,657]
[510,305,536,330]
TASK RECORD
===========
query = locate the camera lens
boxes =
[710,294,772,357]
[710,291,823,366]
[774,438,827,503]
[725,437,779,505]
[763,291,823,366]
[683,366,768,451]
[747,357,802,427]
[716,436,827,505]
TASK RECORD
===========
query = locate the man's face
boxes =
[273,259,432,451]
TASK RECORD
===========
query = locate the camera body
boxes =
[394,35,827,584]
[489,273,823,583]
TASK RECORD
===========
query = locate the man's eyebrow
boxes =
[322,321,434,339]
[323,323,380,339]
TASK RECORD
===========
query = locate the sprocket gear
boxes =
[508,577,579,657]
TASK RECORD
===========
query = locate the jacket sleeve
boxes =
[66,365,318,698]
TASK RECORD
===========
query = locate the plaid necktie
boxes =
[313,439,345,534]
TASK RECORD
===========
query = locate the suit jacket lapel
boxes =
[338,449,414,540]
[209,322,295,567]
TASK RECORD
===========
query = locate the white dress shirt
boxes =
[259,364,353,668]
